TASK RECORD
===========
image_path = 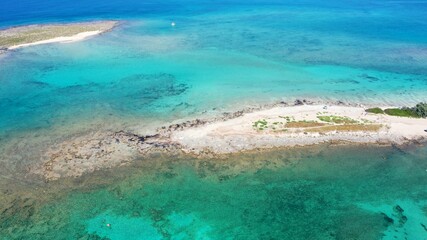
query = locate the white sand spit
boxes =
[171,105,427,154]
[8,30,102,49]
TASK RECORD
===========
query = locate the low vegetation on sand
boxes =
[253,119,268,130]
[365,102,427,118]
[317,115,358,124]
[253,114,381,134]
[365,107,384,114]
[384,108,419,118]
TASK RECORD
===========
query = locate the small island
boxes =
[0,20,118,52]
[34,100,427,181]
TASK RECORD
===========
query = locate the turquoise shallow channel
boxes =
[1,0,427,239]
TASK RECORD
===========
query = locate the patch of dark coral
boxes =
[0,197,37,228]
[381,212,394,225]
[112,131,182,155]
[120,73,189,100]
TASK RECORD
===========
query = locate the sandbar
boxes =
[0,20,118,51]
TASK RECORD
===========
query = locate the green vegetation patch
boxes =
[317,115,358,124]
[253,119,268,130]
[365,102,427,118]
[361,118,373,124]
[365,108,384,114]
[414,102,427,118]
[279,116,293,121]
[383,108,420,118]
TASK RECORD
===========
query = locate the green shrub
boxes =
[414,102,427,118]
[365,103,427,118]
[365,108,384,114]
[384,108,419,118]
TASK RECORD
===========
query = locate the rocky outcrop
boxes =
[37,129,188,181]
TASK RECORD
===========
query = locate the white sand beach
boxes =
[0,20,117,51]
[8,30,103,49]
[171,105,427,155]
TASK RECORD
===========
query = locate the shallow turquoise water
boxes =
[1,1,427,239]
[1,145,427,239]
[1,3,427,136]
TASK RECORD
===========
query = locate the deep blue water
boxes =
[2,0,427,45]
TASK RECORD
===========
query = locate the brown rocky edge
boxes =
[33,99,427,181]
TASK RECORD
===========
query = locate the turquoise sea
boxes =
[2,145,427,239]
[1,0,427,239]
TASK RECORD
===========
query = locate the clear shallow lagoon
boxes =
[1,145,427,239]
[1,0,427,239]
[1,1,427,136]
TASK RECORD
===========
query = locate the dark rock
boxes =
[294,99,304,105]
[394,205,404,214]
[400,215,408,224]
[360,74,380,81]
[150,208,164,222]
[381,212,394,225]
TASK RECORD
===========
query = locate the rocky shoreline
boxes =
[28,99,427,181]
